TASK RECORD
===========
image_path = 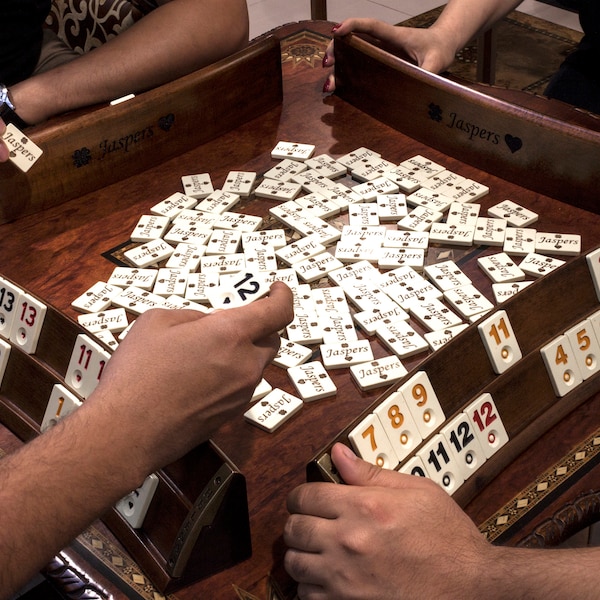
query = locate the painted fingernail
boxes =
[331,23,341,33]
[322,78,331,93]
[322,55,329,68]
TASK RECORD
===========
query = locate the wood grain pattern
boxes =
[0,21,599,599]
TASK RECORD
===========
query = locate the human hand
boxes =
[322,18,457,93]
[0,118,8,162]
[284,442,492,599]
[88,281,293,476]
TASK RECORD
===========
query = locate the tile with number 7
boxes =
[348,413,399,470]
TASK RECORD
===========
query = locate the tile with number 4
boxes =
[540,334,583,397]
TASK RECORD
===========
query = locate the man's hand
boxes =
[284,442,490,599]
[90,281,294,475]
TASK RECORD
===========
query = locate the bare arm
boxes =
[285,442,600,599]
[323,0,525,91]
[0,282,293,597]
[10,0,249,125]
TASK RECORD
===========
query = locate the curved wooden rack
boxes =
[332,33,600,212]
[1,20,599,600]
[0,276,251,593]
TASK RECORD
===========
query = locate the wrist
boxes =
[0,84,29,129]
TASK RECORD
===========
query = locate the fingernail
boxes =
[331,23,340,33]
[322,55,329,68]
[338,443,357,460]
[322,78,331,93]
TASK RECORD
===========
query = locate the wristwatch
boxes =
[0,84,29,130]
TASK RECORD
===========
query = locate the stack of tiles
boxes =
[67,140,587,491]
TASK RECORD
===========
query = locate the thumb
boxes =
[331,442,412,490]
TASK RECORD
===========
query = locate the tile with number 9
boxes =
[398,371,445,439]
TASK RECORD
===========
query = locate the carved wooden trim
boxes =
[478,430,600,542]
[42,553,110,600]
[516,490,600,548]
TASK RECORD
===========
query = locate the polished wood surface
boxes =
[333,32,600,213]
[0,36,282,225]
[1,21,599,599]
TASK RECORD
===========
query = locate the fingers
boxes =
[288,479,347,521]
[284,513,329,554]
[224,281,294,342]
[331,442,431,491]
[284,548,329,589]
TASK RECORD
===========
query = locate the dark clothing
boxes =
[0,0,52,85]
[546,0,600,113]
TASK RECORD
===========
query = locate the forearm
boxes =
[480,544,600,600]
[11,0,249,124]
[431,0,525,55]
[0,403,144,598]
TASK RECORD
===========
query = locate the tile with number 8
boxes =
[373,391,422,462]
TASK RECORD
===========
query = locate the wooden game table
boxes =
[1,20,599,600]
